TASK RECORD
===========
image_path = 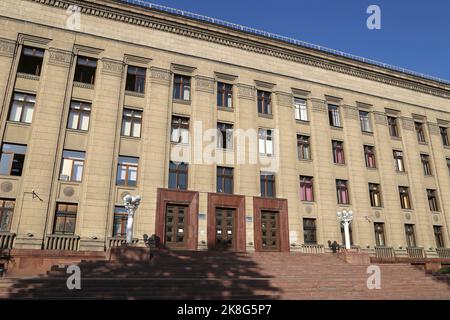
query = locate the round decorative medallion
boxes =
[63,187,75,197]
[121,191,130,200]
[374,211,381,219]
[0,182,13,193]
[433,215,439,223]
[405,212,411,220]
[305,206,312,214]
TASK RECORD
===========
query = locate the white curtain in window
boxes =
[9,102,22,122]
[180,128,189,144]
[122,119,131,136]
[80,113,90,130]
[73,160,83,181]
[183,85,190,100]
[60,159,72,180]
[132,121,141,137]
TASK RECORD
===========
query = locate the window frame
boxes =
[112,206,128,237]
[374,222,386,246]
[405,224,417,248]
[217,122,233,150]
[299,176,314,202]
[216,166,234,194]
[303,218,317,245]
[415,122,426,143]
[387,116,400,137]
[421,154,432,176]
[74,56,97,85]
[258,129,273,156]
[336,179,350,205]
[434,226,445,248]
[328,104,341,127]
[116,156,139,187]
[294,98,308,122]
[393,150,405,172]
[173,74,191,101]
[121,108,142,138]
[217,82,233,108]
[17,46,44,76]
[332,140,345,165]
[359,110,372,133]
[67,100,91,131]
[125,66,146,94]
[399,186,412,210]
[440,126,450,146]
[60,150,85,182]
[427,189,439,212]
[369,183,382,208]
[170,116,190,144]
[168,161,189,190]
[53,203,77,235]
[0,199,15,232]
[364,145,377,169]
[0,143,27,176]
[260,172,276,198]
[8,92,36,124]
[297,135,311,160]
[257,90,272,115]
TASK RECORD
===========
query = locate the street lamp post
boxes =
[123,194,142,244]
[337,209,353,250]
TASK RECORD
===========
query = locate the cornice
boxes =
[25,0,450,99]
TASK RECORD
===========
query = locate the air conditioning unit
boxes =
[59,174,70,181]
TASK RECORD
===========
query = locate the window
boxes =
[257,90,271,115]
[17,46,44,76]
[53,203,77,235]
[0,143,26,176]
[415,122,426,143]
[116,156,138,187]
[113,206,127,237]
[8,92,35,124]
[399,186,412,209]
[369,183,382,207]
[387,116,399,137]
[303,218,317,244]
[340,223,353,246]
[393,150,405,172]
[299,176,314,202]
[216,167,233,194]
[260,172,275,198]
[74,56,97,85]
[121,109,142,138]
[125,66,146,93]
[294,98,308,121]
[67,101,91,131]
[328,104,341,127]
[332,140,345,164]
[364,145,376,169]
[374,223,386,246]
[359,111,372,132]
[0,199,14,232]
[217,82,232,108]
[60,150,85,182]
[336,179,349,205]
[427,189,439,212]
[447,158,450,175]
[217,123,233,149]
[171,116,189,144]
[434,226,445,248]
[258,129,273,156]
[405,224,416,247]
[168,161,188,190]
[173,75,191,101]
[440,127,450,146]
[421,154,432,176]
[297,135,311,160]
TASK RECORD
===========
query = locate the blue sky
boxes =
[133,0,450,82]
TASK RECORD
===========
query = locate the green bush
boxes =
[438,267,450,274]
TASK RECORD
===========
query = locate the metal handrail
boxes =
[119,0,450,85]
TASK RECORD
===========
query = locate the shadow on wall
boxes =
[5,249,282,300]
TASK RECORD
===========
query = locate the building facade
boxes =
[0,0,449,258]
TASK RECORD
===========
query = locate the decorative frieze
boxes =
[275,92,293,107]
[101,58,124,77]
[214,72,237,82]
[401,117,415,131]
[236,84,255,101]
[150,67,171,85]
[195,75,214,94]
[16,73,40,81]
[311,99,327,113]
[343,105,359,120]
[48,48,72,67]
[374,112,387,125]
[428,123,440,136]
[0,38,16,57]
[254,80,275,90]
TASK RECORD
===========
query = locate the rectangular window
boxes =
[427,189,439,212]
[405,224,416,247]
[393,150,405,172]
[299,176,314,202]
[53,203,77,235]
[328,104,341,127]
[336,179,350,204]
[0,199,15,232]
[17,46,44,76]
[294,98,308,121]
[399,186,412,209]
[0,143,26,176]
[388,116,399,137]
[9,92,35,124]
[415,122,426,143]
[116,156,138,187]
[434,226,445,248]
[447,158,450,175]
[67,101,91,131]
[168,161,188,190]
[332,140,345,164]
[125,66,146,93]
[359,111,372,132]
[217,122,233,149]
[171,116,189,144]
[364,145,377,169]
[216,166,233,194]
[260,172,275,198]
[74,56,97,85]
[369,183,382,207]
[60,150,85,182]
[113,206,127,237]
[440,127,450,146]
[173,75,191,101]
[297,135,311,160]
[257,90,271,115]
[258,129,273,156]
[303,218,317,244]
[121,108,142,138]
[421,154,432,176]
[217,82,233,108]
[374,222,386,246]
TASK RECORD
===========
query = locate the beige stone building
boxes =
[0,0,449,259]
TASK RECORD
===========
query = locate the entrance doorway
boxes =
[215,208,236,250]
[165,204,188,249]
[261,210,280,251]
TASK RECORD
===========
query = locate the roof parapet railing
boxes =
[119,0,450,85]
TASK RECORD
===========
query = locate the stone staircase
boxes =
[0,250,449,299]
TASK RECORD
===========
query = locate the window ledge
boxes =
[298,158,313,163]
[401,209,414,212]
[367,167,378,171]
[295,119,310,125]
[216,147,234,152]
[16,72,40,81]
[170,141,190,146]
[391,136,402,141]
[396,170,408,174]
[431,211,441,214]
[362,131,374,136]
[258,113,273,119]
[6,120,31,127]
[0,175,21,181]
[125,91,145,98]
[218,106,234,112]
[116,185,138,190]
[301,201,316,205]
[73,82,94,90]
[121,135,141,141]
[333,163,347,166]
[338,204,351,207]
[173,99,191,105]
[330,126,343,131]
[418,141,428,146]
[66,128,88,135]
[58,180,82,186]
[444,145,450,150]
